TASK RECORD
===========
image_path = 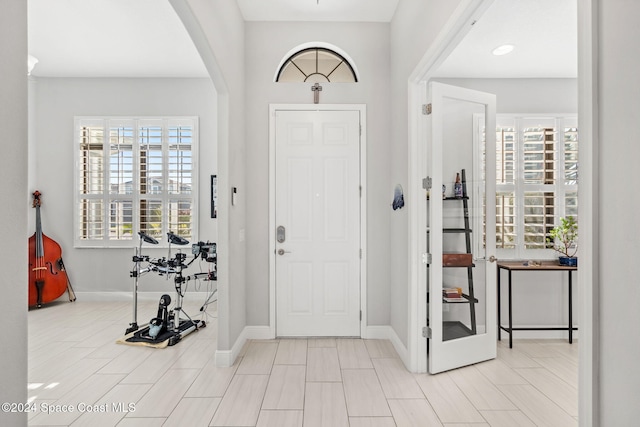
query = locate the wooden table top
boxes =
[496,260,577,271]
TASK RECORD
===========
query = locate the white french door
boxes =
[427,82,497,373]
[274,109,361,337]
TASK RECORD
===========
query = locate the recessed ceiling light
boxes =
[492,44,515,56]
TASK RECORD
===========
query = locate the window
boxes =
[477,115,578,258]
[75,117,198,247]
[276,47,358,83]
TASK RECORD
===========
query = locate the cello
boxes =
[28,191,76,308]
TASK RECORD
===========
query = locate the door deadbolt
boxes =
[277,225,286,243]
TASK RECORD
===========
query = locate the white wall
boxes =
[434,78,578,114]
[176,0,247,355]
[31,78,217,300]
[598,0,640,423]
[243,22,392,327]
[390,0,465,348]
[0,1,28,425]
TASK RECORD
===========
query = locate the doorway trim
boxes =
[406,0,597,424]
[268,104,367,338]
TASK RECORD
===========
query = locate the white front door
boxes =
[274,109,361,337]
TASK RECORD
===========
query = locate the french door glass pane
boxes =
[441,96,486,342]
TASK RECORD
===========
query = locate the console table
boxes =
[497,260,577,348]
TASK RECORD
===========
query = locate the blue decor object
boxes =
[558,256,577,267]
[392,184,405,210]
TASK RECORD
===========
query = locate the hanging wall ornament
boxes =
[392,184,405,210]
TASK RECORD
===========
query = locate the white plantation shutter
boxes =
[479,115,578,258]
[496,191,516,249]
[75,117,198,247]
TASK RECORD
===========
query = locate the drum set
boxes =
[125,231,217,346]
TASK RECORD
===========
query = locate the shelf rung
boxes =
[443,228,472,233]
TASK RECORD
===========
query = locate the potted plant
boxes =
[548,216,578,266]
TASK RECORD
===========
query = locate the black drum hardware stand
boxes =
[125,231,217,346]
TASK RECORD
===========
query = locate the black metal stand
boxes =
[124,232,215,346]
[497,261,578,348]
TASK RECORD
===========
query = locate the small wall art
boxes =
[210,175,217,218]
[392,184,405,210]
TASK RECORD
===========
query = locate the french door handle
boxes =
[277,249,291,256]
[489,255,497,263]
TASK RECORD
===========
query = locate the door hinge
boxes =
[359,248,363,259]
[359,124,362,136]
[360,310,363,321]
[422,253,432,265]
[359,185,362,197]
[422,326,432,338]
[422,104,432,115]
[422,176,432,190]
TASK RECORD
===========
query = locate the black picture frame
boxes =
[211,175,217,218]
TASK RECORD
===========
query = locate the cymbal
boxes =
[138,231,159,245]
[167,232,189,245]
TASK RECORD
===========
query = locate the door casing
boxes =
[268,104,367,338]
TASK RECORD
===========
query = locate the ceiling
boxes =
[28,0,209,78]
[433,0,577,78]
[236,0,399,22]
[27,0,576,79]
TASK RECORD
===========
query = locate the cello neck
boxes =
[33,191,45,258]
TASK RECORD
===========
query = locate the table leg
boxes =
[497,266,501,341]
[508,270,513,348]
[568,270,573,344]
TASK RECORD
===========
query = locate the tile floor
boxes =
[27,300,578,426]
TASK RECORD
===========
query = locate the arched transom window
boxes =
[276,48,358,83]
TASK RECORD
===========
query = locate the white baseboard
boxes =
[363,325,409,368]
[215,325,275,367]
[214,348,235,367]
